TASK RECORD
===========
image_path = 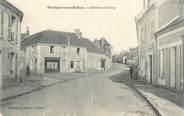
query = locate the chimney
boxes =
[75,29,82,39]
[26,26,29,36]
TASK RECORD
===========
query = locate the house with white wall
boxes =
[0,0,23,88]
[21,29,112,74]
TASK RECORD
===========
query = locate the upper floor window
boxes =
[141,25,146,41]
[77,48,80,55]
[50,46,54,54]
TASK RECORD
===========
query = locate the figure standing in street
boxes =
[129,65,133,79]
[26,65,30,77]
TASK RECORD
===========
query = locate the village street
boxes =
[0,64,155,116]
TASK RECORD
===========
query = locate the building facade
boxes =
[136,0,184,92]
[0,0,23,87]
[21,30,112,74]
[136,0,157,84]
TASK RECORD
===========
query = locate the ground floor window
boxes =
[44,57,60,73]
[70,61,74,68]
[46,62,58,70]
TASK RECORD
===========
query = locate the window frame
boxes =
[70,61,74,68]
[77,48,80,55]
[50,46,54,54]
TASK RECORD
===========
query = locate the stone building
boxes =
[135,0,157,84]
[136,0,184,92]
[0,0,23,88]
[21,30,112,74]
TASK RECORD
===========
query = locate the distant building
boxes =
[0,0,23,87]
[21,30,112,74]
[123,47,138,65]
[94,37,113,57]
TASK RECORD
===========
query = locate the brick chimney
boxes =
[75,29,82,39]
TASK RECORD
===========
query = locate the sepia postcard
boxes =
[0,0,184,115]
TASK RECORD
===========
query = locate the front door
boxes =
[170,47,176,88]
[44,57,60,73]
[101,59,106,70]
[147,55,153,84]
[149,55,153,84]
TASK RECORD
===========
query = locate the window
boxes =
[8,15,11,39]
[159,49,164,78]
[70,61,74,68]
[77,48,80,55]
[50,46,54,54]
[15,20,18,42]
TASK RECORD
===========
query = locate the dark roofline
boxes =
[1,0,24,21]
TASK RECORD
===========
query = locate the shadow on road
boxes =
[109,71,130,84]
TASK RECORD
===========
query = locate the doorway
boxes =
[0,51,2,86]
[170,47,176,88]
[148,55,153,84]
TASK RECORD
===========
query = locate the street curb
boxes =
[0,78,75,103]
[132,86,162,116]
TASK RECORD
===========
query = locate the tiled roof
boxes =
[21,30,83,47]
[21,30,106,55]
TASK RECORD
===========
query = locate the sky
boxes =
[8,0,143,54]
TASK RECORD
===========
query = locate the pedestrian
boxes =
[129,65,133,79]
[26,65,30,77]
